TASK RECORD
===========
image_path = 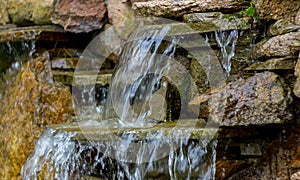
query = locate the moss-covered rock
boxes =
[7,0,55,25]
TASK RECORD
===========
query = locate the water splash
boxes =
[214,30,239,77]
[21,126,217,179]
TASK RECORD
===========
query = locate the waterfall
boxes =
[21,126,217,179]
[22,21,219,179]
[103,25,177,126]
[214,30,239,77]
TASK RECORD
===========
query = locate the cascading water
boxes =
[214,30,239,77]
[21,21,219,179]
[104,26,177,126]
[22,127,218,179]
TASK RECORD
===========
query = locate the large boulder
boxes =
[188,71,292,126]
[253,32,300,60]
[252,0,300,25]
[132,0,250,17]
[51,0,107,33]
[0,52,74,178]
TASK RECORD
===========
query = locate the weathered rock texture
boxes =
[0,52,74,178]
[229,124,300,179]
[246,56,296,71]
[254,32,300,60]
[0,0,9,25]
[252,0,300,25]
[294,54,300,98]
[183,12,252,31]
[189,71,292,126]
[51,0,107,33]
[132,0,250,17]
[7,0,55,25]
[107,0,133,25]
[267,19,300,36]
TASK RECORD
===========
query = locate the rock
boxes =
[53,71,112,86]
[132,0,250,17]
[293,54,300,98]
[0,52,74,178]
[0,0,9,25]
[245,56,297,71]
[268,19,300,36]
[229,124,300,179]
[240,143,262,156]
[188,71,292,126]
[7,0,55,25]
[216,160,253,179]
[291,171,300,180]
[107,0,133,26]
[253,32,300,60]
[51,0,107,33]
[0,25,64,42]
[291,146,300,169]
[252,0,300,25]
[131,0,151,3]
[107,0,136,39]
[184,12,252,31]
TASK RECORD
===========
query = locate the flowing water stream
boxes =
[18,21,245,179]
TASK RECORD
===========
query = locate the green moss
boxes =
[240,20,250,27]
[242,2,256,17]
[239,1,263,26]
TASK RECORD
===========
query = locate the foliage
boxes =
[240,2,256,17]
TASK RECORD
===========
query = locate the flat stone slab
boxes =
[132,0,250,17]
[49,119,216,141]
[0,25,64,42]
[53,71,112,86]
[48,119,283,141]
[184,12,251,32]
[245,56,297,71]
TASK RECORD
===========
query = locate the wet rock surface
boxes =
[132,0,250,17]
[254,32,300,60]
[183,12,252,31]
[0,25,65,42]
[189,71,293,126]
[228,124,300,179]
[50,0,107,33]
[252,0,300,25]
[0,52,74,178]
